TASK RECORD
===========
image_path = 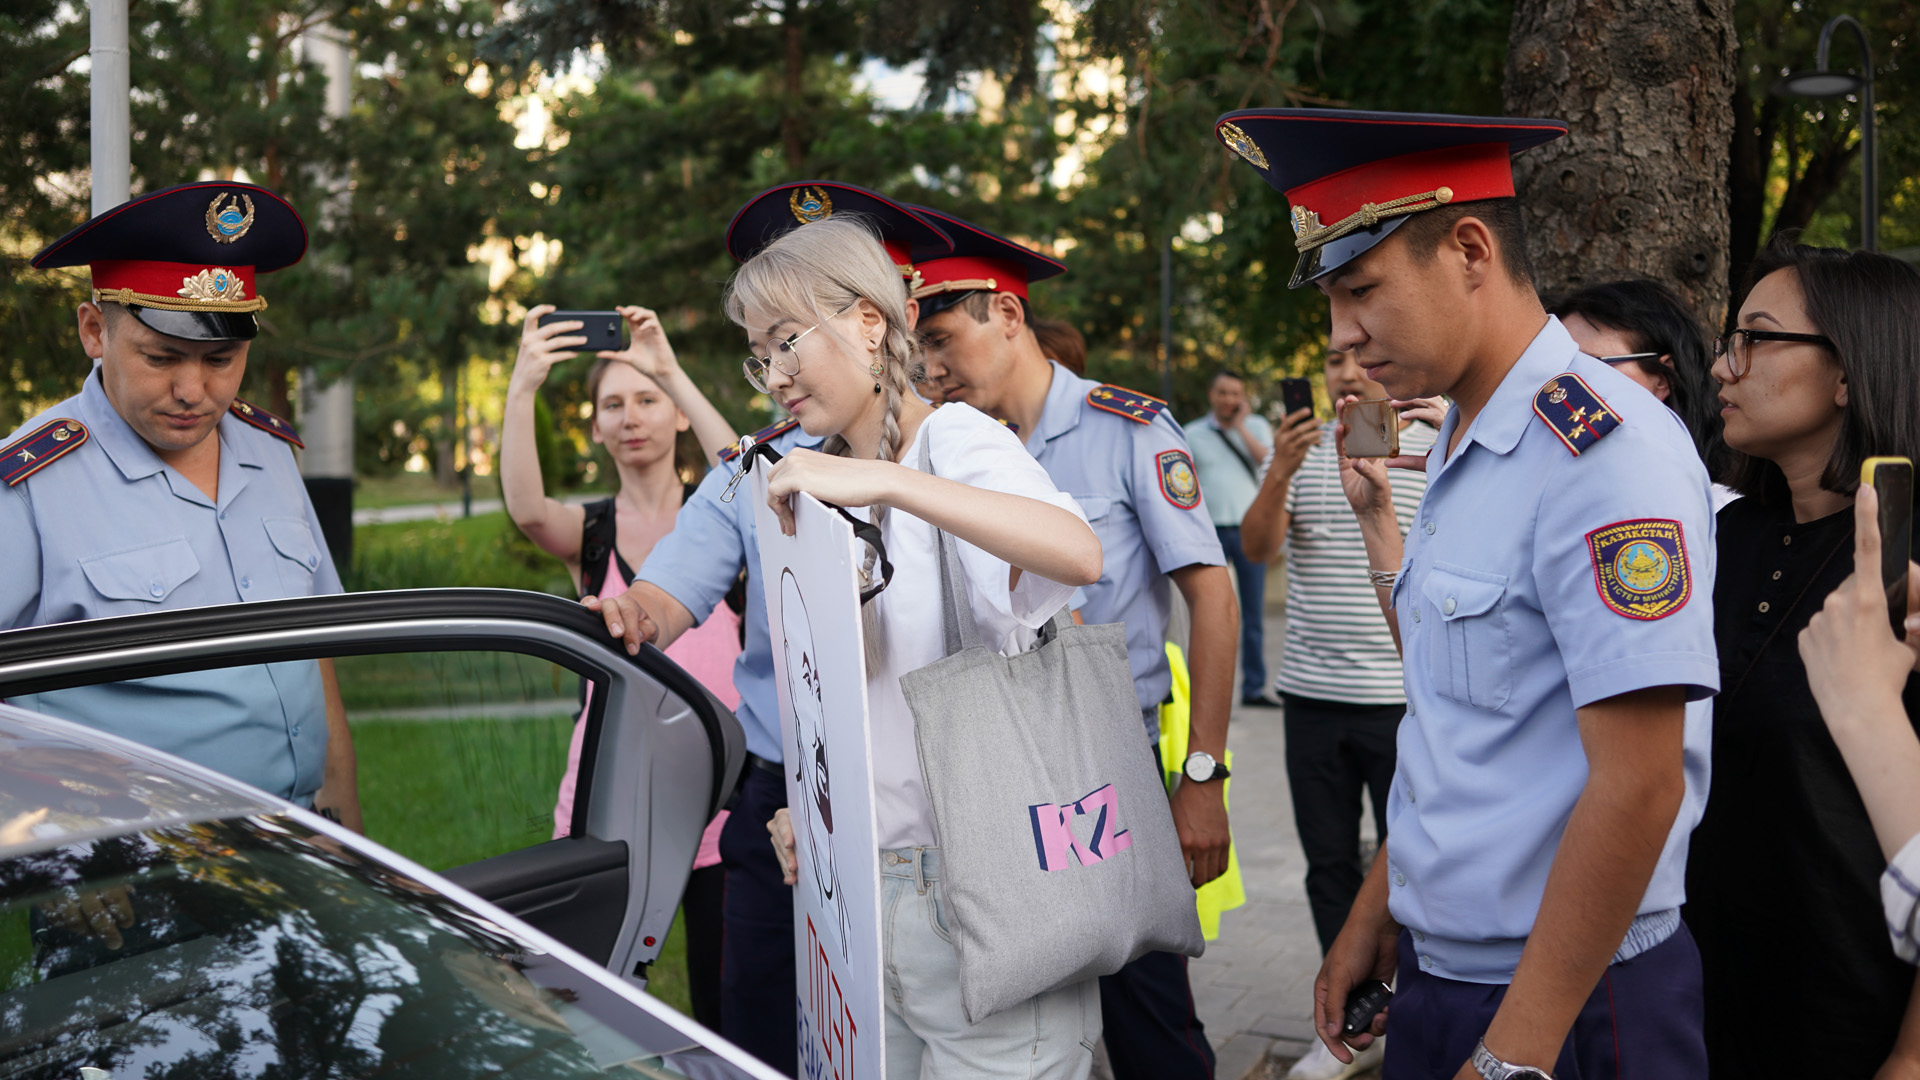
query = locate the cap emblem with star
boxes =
[205,193,256,243]
[789,187,834,225]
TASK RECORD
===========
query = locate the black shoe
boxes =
[1240,694,1283,709]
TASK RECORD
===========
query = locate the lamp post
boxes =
[1771,14,1877,252]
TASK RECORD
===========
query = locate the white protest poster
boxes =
[748,466,884,1080]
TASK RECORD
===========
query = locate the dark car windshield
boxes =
[0,816,745,1079]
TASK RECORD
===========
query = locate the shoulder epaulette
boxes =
[1532,373,1621,456]
[229,397,304,448]
[1087,384,1168,425]
[2,418,89,486]
[720,417,800,463]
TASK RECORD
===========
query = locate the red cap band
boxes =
[89,259,262,311]
[1285,142,1514,226]
[911,255,1031,299]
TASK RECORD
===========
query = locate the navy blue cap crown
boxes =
[724,182,953,277]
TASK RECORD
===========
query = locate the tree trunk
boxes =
[1503,0,1738,331]
[781,10,805,172]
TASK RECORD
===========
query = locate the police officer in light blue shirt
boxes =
[908,206,1236,1080]
[1217,109,1717,1080]
[0,181,357,826]
[590,180,953,1078]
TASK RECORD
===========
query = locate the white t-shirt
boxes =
[861,402,1086,850]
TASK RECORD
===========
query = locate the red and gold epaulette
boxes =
[229,397,304,448]
[1087,384,1168,425]
[720,417,800,463]
[1532,373,1620,456]
[2,418,89,486]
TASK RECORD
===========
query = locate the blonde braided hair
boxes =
[725,214,923,672]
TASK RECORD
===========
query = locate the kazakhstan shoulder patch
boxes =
[1158,449,1202,509]
[1088,384,1168,424]
[1586,518,1691,620]
[2,418,88,486]
[720,417,800,463]
[1533,373,1620,456]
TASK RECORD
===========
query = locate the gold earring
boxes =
[868,353,884,378]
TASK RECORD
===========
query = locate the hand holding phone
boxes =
[1280,377,1316,420]
[536,309,626,352]
[1863,456,1914,638]
[1339,398,1400,459]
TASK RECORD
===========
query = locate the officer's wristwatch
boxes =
[1470,1040,1552,1080]
[1182,751,1230,783]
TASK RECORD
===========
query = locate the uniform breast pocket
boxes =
[1420,562,1513,711]
[264,517,323,596]
[79,538,202,605]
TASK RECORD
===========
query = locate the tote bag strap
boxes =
[917,425,987,656]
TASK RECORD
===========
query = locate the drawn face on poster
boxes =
[782,568,851,962]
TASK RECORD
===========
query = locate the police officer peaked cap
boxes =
[31,181,308,342]
[904,205,1066,321]
[725,181,954,285]
[1213,108,1567,289]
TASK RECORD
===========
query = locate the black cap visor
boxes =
[1289,213,1413,290]
[127,305,260,342]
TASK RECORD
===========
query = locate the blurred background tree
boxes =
[3,0,1912,474]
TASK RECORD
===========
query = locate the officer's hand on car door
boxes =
[585,589,660,656]
[40,883,137,950]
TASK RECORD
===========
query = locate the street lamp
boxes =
[1771,14,1877,252]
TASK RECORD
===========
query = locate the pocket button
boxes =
[148,582,164,598]
[1443,597,1457,615]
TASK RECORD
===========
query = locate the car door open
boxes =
[0,587,745,992]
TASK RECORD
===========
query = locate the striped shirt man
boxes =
[1271,420,1436,703]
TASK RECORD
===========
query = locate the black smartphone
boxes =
[1280,377,1316,420]
[1342,978,1393,1037]
[1863,456,1913,639]
[536,309,625,352]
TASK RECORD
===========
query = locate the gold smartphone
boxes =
[1861,456,1913,639]
[1342,399,1400,458]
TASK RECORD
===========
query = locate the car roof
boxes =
[0,701,277,858]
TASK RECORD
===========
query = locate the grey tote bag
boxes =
[898,435,1203,1025]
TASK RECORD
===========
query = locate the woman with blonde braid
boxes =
[740,216,1104,1078]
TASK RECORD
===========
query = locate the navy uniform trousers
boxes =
[1384,925,1707,1080]
[719,765,797,1077]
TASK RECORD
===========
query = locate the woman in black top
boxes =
[1684,238,1920,1079]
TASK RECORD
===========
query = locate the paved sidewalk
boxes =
[1194,610,1385,1080]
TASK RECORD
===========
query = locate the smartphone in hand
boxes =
[536,310,625,352]
[1341,399,1400,459]
[1280,377,1316,420]
[1862,456,1914,638]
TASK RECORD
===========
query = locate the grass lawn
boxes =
[349,711,695,1016]
[346,513,576,596]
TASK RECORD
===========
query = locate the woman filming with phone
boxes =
[501,303,742,1027]
[731,214,1105,1078]
[1681,239,1920,1080]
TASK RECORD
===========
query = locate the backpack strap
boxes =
[578,498,617,598]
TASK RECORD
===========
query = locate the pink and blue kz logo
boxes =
[1030,783,1133,872]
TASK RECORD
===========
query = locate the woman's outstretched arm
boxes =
[503,304,590,564]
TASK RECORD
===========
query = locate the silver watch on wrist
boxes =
[1182,751,1230,783]
[1471,1040,1552,1080]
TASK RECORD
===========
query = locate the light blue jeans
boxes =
[881,846,1100,1080]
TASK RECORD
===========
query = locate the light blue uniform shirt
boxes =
[639,421,825,763]
[1026,363,1227,728]
[0,370,343,803]
[1184,412,1272,525]
[1384,318,1718,983]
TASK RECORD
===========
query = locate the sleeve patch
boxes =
[1586,519,1691,620]
[2,418,89,486]
[1157,450,1202,509]
[1533,373,1620,456]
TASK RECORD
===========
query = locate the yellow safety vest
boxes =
[1157,641,1247,940]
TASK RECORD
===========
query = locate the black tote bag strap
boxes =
[731,438,894,604]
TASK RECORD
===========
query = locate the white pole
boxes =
[299,25,358,564]
[89,0,130,213]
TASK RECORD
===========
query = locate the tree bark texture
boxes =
[1504,0,1738,330]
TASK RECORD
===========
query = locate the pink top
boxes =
[554,549,742,869]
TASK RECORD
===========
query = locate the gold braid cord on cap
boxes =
[1293,186,1454,253]
[92,268,269,313]
[910,277,999,300]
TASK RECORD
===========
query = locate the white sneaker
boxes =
[1285,1035,1385,1080]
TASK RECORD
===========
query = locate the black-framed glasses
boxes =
[1597,351,1664,368]
[1712,328,1835,379]
[743,299,856,393]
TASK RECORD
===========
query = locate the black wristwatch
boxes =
[1470,1039,1552,1080]
[1182,751,1230,783]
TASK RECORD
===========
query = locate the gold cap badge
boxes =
[789,187,834,225]
[178,268,248,304]
[205,193,256,244]
[1219,122,1269,170]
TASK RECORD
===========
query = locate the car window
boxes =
[0,815,747,1078]
[332,651,584,867]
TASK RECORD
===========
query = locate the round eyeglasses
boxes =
[1712,328,1834,380]
[743,300,857,394]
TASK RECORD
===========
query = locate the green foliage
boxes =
[345,514,575,595]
